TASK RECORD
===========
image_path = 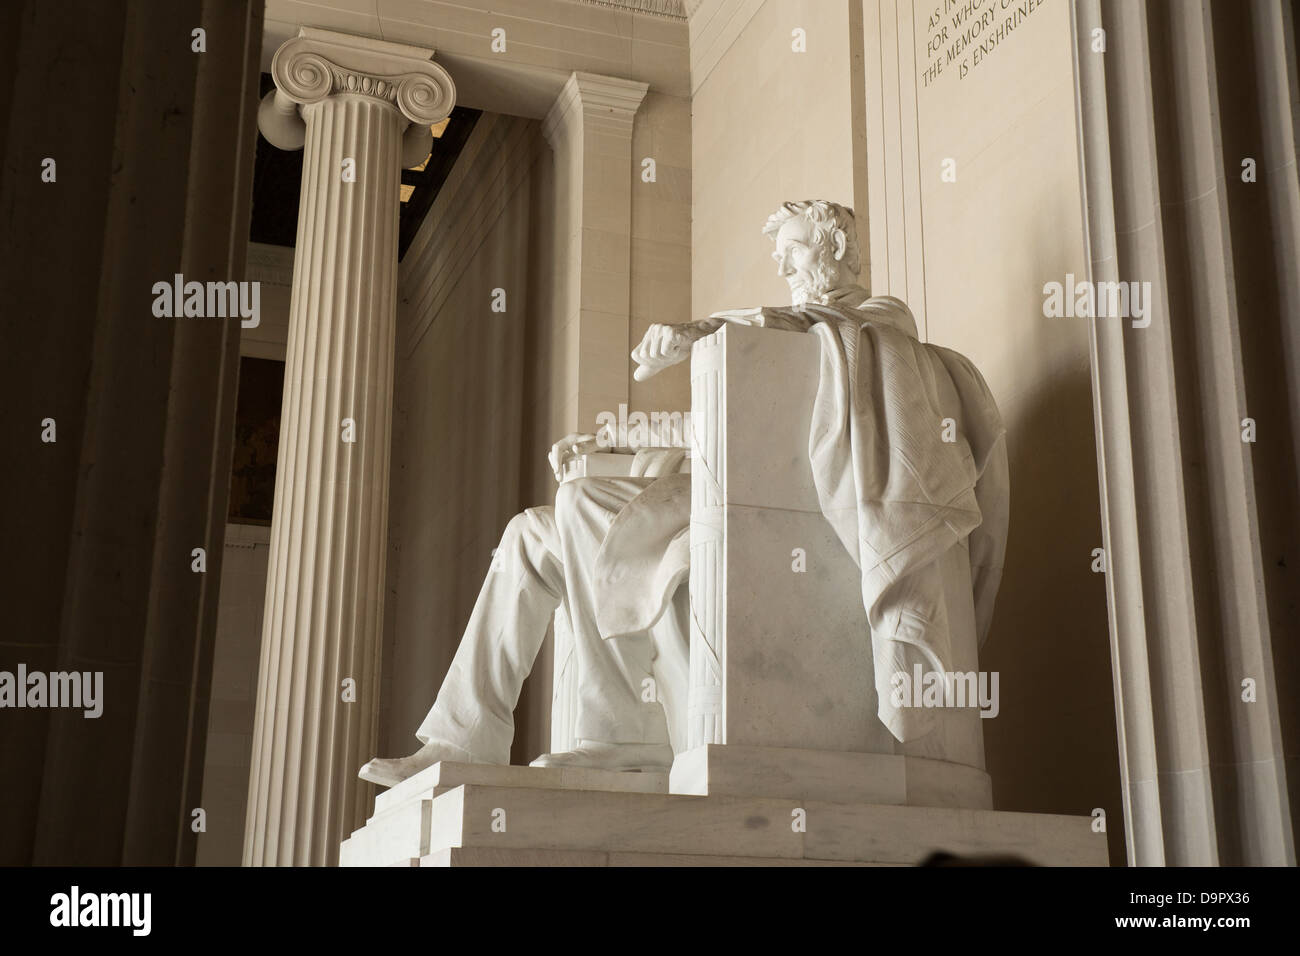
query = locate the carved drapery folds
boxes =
[688,333,725,748]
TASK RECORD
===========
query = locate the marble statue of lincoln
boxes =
[360,200,1008,787]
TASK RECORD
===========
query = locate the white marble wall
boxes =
[690,0,860,317]
[628,90,694,419]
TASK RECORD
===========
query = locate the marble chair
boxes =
[553,321,993,810]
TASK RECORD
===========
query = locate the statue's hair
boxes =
[763,200,861,278]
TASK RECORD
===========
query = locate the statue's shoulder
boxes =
[840,293,920,340]
[845,295,998,401]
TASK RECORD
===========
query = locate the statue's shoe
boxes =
[528,741,673,772]
[358,740,473,788]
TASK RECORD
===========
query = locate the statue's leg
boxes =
[648,584,690,755]
[531,476,674,771]
[359,506,563,786]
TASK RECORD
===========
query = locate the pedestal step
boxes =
[341,765,1107,867]
[372,760,667,815]
[343,762,667,866]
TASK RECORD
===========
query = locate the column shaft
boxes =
[244,27,454,867]
[245,96,400,867]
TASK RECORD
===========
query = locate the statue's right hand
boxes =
[632,323,699,382]
[548,432,600,482]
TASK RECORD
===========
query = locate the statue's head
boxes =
[763,200,861,307]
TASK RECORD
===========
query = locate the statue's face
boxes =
[772,215,840,306]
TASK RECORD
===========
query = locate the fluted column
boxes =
[1072,0,1298,865]
[244,28,454,866]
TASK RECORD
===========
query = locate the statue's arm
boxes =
[632,309,810,381]
[706,306,811,333]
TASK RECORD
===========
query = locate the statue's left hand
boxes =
[548,432,601,482]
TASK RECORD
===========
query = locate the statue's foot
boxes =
[358,740,471,789]
[529,741,673,773]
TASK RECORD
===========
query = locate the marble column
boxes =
[244,28,454,866]
[1073,0,1298,865]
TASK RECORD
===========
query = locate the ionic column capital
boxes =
[259,27,455,151]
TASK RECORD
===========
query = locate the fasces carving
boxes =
[688,335,725,748]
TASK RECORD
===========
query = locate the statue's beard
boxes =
[787,253,840,307]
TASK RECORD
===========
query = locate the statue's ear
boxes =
[831,228,847,261]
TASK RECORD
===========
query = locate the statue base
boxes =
[668,744,993,809]
[339,759,1106,866]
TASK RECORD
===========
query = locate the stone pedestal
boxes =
[669,745,991,808]
[244,28,454,867]
[340,761,1105,866]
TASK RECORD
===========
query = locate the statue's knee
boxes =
[499,509,540,551]
[502,511,530,538]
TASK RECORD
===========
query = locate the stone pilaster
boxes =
[243,28,454,867]
[542,72,649,433]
